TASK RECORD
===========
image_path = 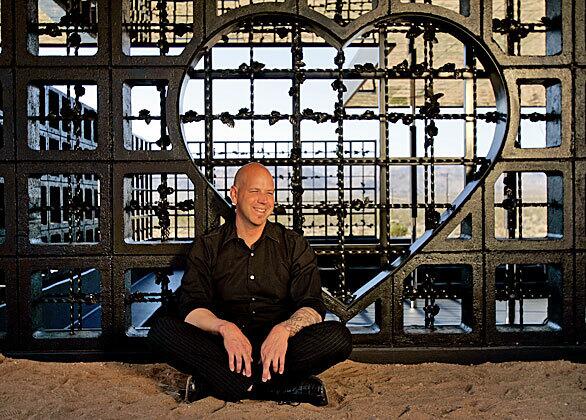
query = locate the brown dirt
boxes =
[0,353,584,419]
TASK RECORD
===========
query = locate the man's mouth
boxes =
[253,207,266,215]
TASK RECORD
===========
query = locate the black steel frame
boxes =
[0,0,583,363]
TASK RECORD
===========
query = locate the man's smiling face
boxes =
[230,164,275,229]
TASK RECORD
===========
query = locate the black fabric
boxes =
[177,221,326,335]
[148,317,352,402]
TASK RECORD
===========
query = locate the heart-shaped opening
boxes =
[179,15,507,305]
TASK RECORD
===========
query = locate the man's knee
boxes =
[146,316,175,350]
[146,315,195,352]
[148,315,172,336]
[321,320,353,360]
[296,320,352,362]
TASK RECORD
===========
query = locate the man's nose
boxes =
[257,193,267,203]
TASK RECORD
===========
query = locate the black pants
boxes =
[147,316,353,402]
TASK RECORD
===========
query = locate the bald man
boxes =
[148,163,352,405]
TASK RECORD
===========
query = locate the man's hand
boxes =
[218,322,253,377]
[260,324,290,382]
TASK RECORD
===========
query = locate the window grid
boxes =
[126,174,196,242]
[180,18,499,300]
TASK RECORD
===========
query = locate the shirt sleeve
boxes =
[289,236,326,319]
[177,236,216,321]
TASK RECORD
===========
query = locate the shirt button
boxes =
[251,297,256,301]
[251,252,254,257]
[250,275,255,280]
[252,310,256,315]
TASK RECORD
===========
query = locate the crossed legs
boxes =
[147,316,353,402]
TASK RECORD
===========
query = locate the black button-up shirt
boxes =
[178,221,326,336]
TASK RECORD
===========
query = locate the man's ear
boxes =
[229,185,238,206]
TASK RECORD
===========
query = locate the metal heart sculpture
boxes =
[176,12,508,325]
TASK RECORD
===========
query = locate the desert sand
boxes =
[0,353,585,419]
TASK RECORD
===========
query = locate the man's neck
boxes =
[235,217,266,249]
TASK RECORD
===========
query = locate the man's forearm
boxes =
[184,308,232,335]
[277,307,322,337]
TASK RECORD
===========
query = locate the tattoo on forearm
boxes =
[279,307,322,337]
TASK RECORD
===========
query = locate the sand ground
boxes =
[0,354,585,419]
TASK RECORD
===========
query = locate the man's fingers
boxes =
[279,354,285,374]
[228,352,235,372]
[222,326,253,374]
[262,359,271,382]
[271,357,278,374]
[244,353,252,377]
[235,353,243,373]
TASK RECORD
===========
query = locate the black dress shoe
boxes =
[180,375,209,403]
[255,376,328,406]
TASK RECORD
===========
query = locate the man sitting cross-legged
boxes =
[148,162,352,405]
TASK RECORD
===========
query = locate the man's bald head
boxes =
[232,162,273,189]
[230,163,275,230]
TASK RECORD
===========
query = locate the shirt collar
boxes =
[222,220,280,247]
[263,221,281,243]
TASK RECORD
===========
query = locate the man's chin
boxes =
[253,218,268,226]
[245,216,268,227]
